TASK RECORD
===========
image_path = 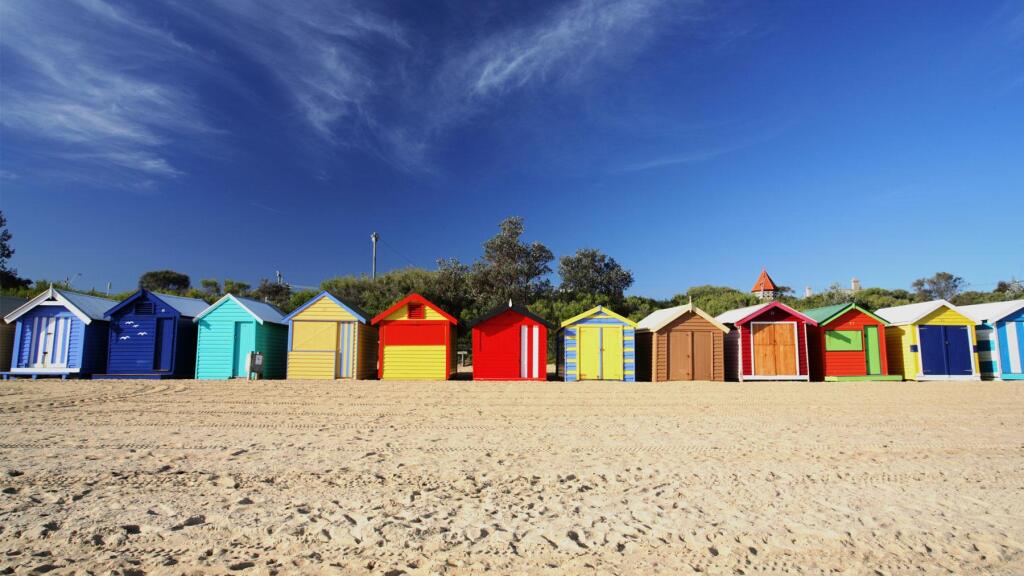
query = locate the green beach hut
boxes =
[194,294,287,379]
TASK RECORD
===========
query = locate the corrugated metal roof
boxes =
[60,289,118,320]
[715,303,768,325]
[637,304,729,334]
[957,300,1024,323]
[233,296,286,324]
[874,299,976,326]
[0,295,27,317]
[152,293,210,318]
[802,303,852,324]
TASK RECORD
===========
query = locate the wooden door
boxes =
[693,331,714,380]
[864,325,881,375]
[754,323,796,376]
[668,330,693,380]
[153,317,175,372]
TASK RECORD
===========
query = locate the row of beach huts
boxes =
[2,270,1022,382]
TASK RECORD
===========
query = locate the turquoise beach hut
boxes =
[194,294,287,379]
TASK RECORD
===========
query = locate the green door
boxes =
[233,321,255,377]
[864,325,881,375]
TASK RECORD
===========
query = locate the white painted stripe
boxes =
[520,326,528,378]
[53,318,64,367]
[1008,322,1022,373]
[532,325,539,379]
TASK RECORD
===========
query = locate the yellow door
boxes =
[578,326,601,380]
[601,326,623,380]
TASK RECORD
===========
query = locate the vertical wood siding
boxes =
[472,310,548,380]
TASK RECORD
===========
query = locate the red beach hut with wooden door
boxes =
[716,301,817,381]
[469,301,552,381]
[371,293,459,380]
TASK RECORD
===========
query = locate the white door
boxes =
[31,316,68,368]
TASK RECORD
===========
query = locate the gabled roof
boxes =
[637,304,730,334]
[955,299,1024,324]
[193,293,286,325]
[715,301,817,326]
[282,291,371,324]
[371,293,458,325]
[4,287,117,325]
[104,289,209,319]
[559,305,637,329]
[802,302,889,326]
[467,301,554,329]
[751,269,778,293]
[715,302,768,325]
[875,299,978,326]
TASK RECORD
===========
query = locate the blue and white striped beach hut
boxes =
[2,287,116,379]
[960,300,1024,381]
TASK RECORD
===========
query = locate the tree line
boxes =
[1,212,1021,325]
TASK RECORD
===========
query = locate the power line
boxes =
[378,237,422,269]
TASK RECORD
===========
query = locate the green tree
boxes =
[223,279,251,296]
[468,217,553,310]
[912,272,965,302]
[0,211,30,290]
[200,279,222,298]
[670,285,757,317]
[250,278,292,311]
[139,270,191,293]
[558,248,633,303]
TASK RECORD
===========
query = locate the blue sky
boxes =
[1,0,1022,298]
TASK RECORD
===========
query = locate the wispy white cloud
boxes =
[168,0,405,140]
[0,0,209,182]
[611,146,740,173]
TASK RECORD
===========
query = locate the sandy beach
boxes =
[0,379,1021,575]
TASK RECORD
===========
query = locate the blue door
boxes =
[919,326,947,375]
[920,325,973,376]
[944,326,973,375]
[153,318,175,372]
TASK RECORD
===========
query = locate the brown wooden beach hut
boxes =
[635,304,730,382]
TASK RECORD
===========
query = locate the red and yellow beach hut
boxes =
[371,293,459,380]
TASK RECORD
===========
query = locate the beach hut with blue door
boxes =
[959,300,1024,380]
[876,300,980,381]
[93,290,207,379]
[194,294,287,379]
[2,287,116,379]
[556,306,637,381]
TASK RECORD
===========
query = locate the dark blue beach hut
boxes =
[2,287,116,379]
[93,290,208,379]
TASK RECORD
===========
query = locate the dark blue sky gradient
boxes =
[1,0,1021,297]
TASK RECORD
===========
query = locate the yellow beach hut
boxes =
[556,306,637,381]
[282,291,377,380]
[875,299,980,381]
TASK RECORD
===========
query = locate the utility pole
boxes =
[370,232,379,279]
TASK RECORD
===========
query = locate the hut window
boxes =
[824,330,862,351]
[134,302,155,315]
[407,303,425,319]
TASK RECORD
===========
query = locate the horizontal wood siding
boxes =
[383,303,448,322]
[724,328,741,381]
[653,312,726,382]
[356,323,378,380]
[288,351,335,379]
[195,298,255,379]
[295,296,358,321]
[0,324,13,372]
[884,326,914,380]
[634,331,652,382]
[382,345,447,379]
[257,323,288,379]
[814,309,890,379]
